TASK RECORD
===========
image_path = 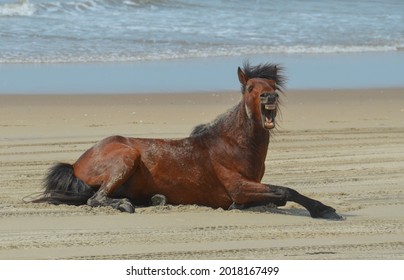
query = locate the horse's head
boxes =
[238,66,281,130]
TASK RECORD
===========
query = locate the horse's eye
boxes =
[247,85,254,93]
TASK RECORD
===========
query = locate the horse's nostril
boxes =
[261,92,278,104]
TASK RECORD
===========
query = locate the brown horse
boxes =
[31,62,342,220]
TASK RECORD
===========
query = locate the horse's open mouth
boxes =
[262,103,277,129]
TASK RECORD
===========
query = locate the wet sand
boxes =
[0,88,403,259]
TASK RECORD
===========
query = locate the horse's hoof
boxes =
[118,201,135,213]
[322,210,344,220]
[315,209,344,220]
[151,194,167,206]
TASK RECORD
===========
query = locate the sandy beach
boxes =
[0,88,403,260]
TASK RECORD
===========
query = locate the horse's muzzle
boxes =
[260,92,279,105]
[260,92,279,129]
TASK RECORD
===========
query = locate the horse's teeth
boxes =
[265,104,276,110]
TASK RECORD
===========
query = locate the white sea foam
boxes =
[0,44,402,64]
[0,0,35,17]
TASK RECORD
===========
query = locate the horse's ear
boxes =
[237,67,248,86]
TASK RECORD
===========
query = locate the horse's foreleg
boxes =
[265,184,342,220]
[228,182,342,220]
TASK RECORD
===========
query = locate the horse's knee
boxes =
[272,198,287,207]
[228,184,288,206]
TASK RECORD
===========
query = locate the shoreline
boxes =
[1,52,404,94]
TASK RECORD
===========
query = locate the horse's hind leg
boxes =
[87,188,135,213]
[87,175,135,213]
[85,151,139,213]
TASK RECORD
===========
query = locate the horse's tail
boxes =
[26,162,95,206]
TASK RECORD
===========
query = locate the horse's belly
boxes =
[124,169,232,209]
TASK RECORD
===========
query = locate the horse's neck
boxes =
[196,101,270,153]
[223,102,270,156]
[237,101,269,138]
[216,102,269,179]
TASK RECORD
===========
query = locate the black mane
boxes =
[190,103,243,137]
[241,61,286,93]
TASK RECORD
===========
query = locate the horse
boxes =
[30,62,342,220]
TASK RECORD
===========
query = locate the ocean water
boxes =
[1,0,403,63]
[0,0,403,93]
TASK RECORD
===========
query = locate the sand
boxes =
[0,88,403,260]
